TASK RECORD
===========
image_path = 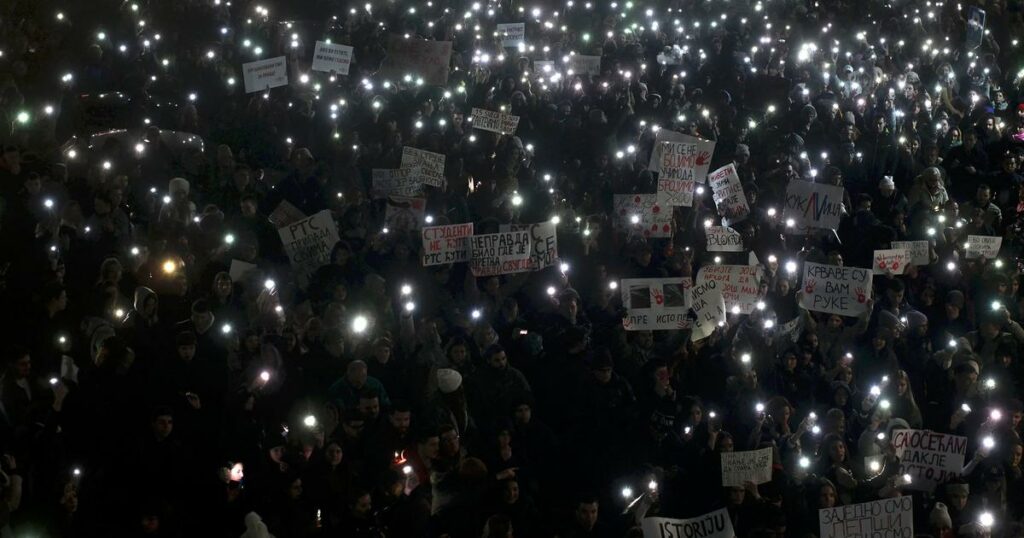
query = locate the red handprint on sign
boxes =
[854,288,867,303]
[695,151,711,166]
[891,261,900,271]
[804,279,816,294]
[877,259,887,270]
[653,288,665,305]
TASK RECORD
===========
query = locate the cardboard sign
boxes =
[620,278,692,331]
[642,508,735,538]
[499,222,558,271]
[891,240,930,266]
[268,200,307,228]
[471,107,520,134]
[422,223,473,266]
[709,164,750,226]
[706,226,743,252]
[690,277,726,341]
[696,265,763,314]
[613,194,672,238]
[311,41,353,75]
[496,23,525,47]
[800,262,872,317]
[721,447,773,487]
[650,132,715,177]
[401,146,445,187]
[243,56,288,93]
[469,232,531,277]
[966,235,1002,259]
[380,36,452,85]
[784,180,845,231]
[567,54,601,75]
[278,210,340,286]
[872,248,911,275]
[891,429,967,492]
[819,496,913,538]
[384,196,426,231]
[372,168,421,198]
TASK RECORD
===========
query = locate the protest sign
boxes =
[499,222,558,271]
[891,240,930,266]
[567,54,601,75]
[620,278,692,331]
[657,178,695,207]
[243,56,288,93]
[777,315,805,344]
[690,277,726,341]
[819,496,913,538]
[649,132,715,177]
[496,23,525,47]
[372,168,421,198]
[800,262,871,316]
[721,447,773,487]
[229,259,258,282]
[966,235,1002,259]
[783,180,845,231]
[534,60,555,74]
[469,231,531,277]
[706,226,743,252]
[422,223,473,266]
[642,508,735,538]
[268,200,307,228]
[872,248,911,275]
[696,265,762,314]
[278,210,340,286]
[891,429,967,492]
[384,196,426,231]
[656,141,704,206]
[966,6,986,49]
[401,146,445,187]
[380,36,452,85]
[709,164,750,226]
[471,107,520,134]
[613,194,673,238]
[311,41,353,75]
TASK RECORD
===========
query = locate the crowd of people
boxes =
[2,0,1024,536]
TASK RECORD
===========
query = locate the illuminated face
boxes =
[819,486,837,508]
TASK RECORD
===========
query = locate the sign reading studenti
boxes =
[620,278,692,331]
[784,180,845,231]
[243,56,288,93]
[872,248,911,275]
[642,508,735,538]
[891,240,930,266]
[708,164,750,226]
[721,447,773,487]
[422,223,473,266]
[469,232,531,276]
[966,235,1002,259]
[800,262,871,316]
[706,226,743,252]
[311,41,353,75]
[891,429,967,492]
[471,107,520,134]
[278,210,340,286]
[819,496,913,538]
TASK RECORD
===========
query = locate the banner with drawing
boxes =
[620,278,692,331]
[613,194,673,238]
[800,262,871,316]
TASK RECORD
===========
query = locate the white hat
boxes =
[879,175,895,189]
[437,368,463,394]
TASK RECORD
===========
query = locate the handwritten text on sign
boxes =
[311,41,353,75]
[784,180,845,231]
[721,447,773,487]
[891,429,966,492]
[642,508,735,538]
[706,226,743,252]
[422,223,473,266]
[891,240,930,266]
[966,235,1002,259]
[620,277,692,331]
[471,107,520,134]
[496,23,525,47]
[499,222,558,271]
[697,265,762,314]
[690,278,726,341]
[872,248,911,275]
[372,168,420,198]
[278,210,340,286]
[242,56,288,93]
[401,146,445,187]
[469,232,531,277]
[709,164,750,226]
[819,496,913,538]
[649,132,715,178]
[567,54,601,75]
[800,262,871,316]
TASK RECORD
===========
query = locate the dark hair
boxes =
[7,345,29,363]
[358,388,380,401]
[152,405,174,420]
[389,400,411,414]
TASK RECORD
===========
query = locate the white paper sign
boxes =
[642,508,735,538]
[706,226,743,252]
[497,23,525,47]
[401,146,445,187]
[783,180,845,231]
[471,107,520,134]
[872,248,911,275]
[422,223,474,266]
[384,196,426,231]
[613,194,673,238]
[278,210,340,286]
[800,262,872,317]
[966,235,1002,259]
[690,278,726,341]
[620,278,692,331]
[721,447,773,487]
[567,54,601,75]
[708,164,750,226]
[696,265,763,314]
[649,132,715,177]
[819,496,913,538]
[311,41,353,75]
[243,56,288,93]
[891,241,930,266]
[372,168,421,198]
[891,429,967,492]
[469,232,532,276]
[533,60,555,74]
[499,222,558,271]
[657,178,695,207]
